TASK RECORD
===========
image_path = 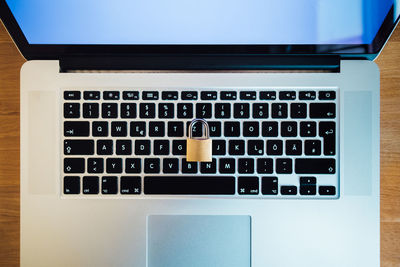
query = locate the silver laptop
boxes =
[1,0,398,266]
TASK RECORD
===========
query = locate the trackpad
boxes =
[147,215,251,267]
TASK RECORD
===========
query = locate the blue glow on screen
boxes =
[5,0,394,45]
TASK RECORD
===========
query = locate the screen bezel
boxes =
[0,0,399,60]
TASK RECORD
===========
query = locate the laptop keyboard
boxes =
[62,88,338,198]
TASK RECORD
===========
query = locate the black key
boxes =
[83,176,99,194]
[300,121,316,137]
[162,91,178,100]
[181,91,198,100]
[130,122,146,137]
[64,158,85,173]
[299,91,316,100]
[102,176,118,194]
[259,91,276,100]
[64,121,89,137]
[224,122,240,137]
[300,177,316,185]
[276,158,292,174]
[106,158,122,173]
[219,158,235,174]
[257,158,273,174]
[238,177,259,195]
[116,140,132,155]
[121,176,141,194]
[185,120,203,137]
[64,176,80,194]
[64,91,81,100]
[92,121,108,137]
[121,103,136,118]
[182,159,198,174]
[125,158,141,173]
[168,122,184,137]
[261,122,278,137]
[103,91,120,100]
[87,158,104,173]
[142,91,159,100]
[83,103,99,118]
[102,103,118,118]
[163,158,179,174]
[295,158,336,174]
[200,158,217,174]
[305,140,321,155]
[123,91,139,100]
[97,140,113,155]
[84,91,100,100]
[319,186,336,195]
[238,158,254,174]
[64,140,94,155]
[279,91,296,100]
[154,140,169,155]
[220,91,237,100]
[196,103,212,118]
[247,140,264,155]
[234,103,249,118]
[300,177,316,195]
[212,140,226,155]
[229,140,245,155]
[208,121,221,137]
[215,103,231,119]
[286,140,302,155]
[111,121,127,137]
[319,121,336,156]
[290,103,307,118]
[172,140,186,155]
[158,103,174,119]
[243,122,259,137]
[144,176,235,195]
[319,91,336,100]
[271,103,288,118]
[281,121,297,137]
[281,186,297,195]
[201,91,217,100]
[253,103,268,119]
[177,103,193,119]
[261,177,278,195]
[139,103,156,118]
[144,158,160,173]
[135,140,151,155]
[240,91,256,100]
[149,122,165,137]
[310,103,336,118]
[266,140,283,155]
[64,103,80,118]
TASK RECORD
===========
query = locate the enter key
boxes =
[319,121,336,156]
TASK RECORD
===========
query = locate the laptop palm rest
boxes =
[147,215,251,267]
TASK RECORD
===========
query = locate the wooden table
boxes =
[0,24,399,266]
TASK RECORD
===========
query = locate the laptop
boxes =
[1,0,398,266]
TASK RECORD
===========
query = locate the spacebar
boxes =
[144,176,235,195]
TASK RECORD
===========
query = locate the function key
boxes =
[84,91,100,100]
[240,91,256,100]
[103,91,120,100]
[259,91,276,100]
[64,91,81,100]
[162,91,178,100]
[220,91,237,100]
[279,91,296,100]
[64,176,80,194]
[319,91,336,100]
[238,177,259,195]
[181,91,198,100]
[201,91,217,100]
[123,91,139,100]
[142,91,159,100]
[299,91,316,100]
[319,186,336,195]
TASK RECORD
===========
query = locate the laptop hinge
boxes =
[59,55,340,73]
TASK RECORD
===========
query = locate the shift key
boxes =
[64,140,94,155]
[295,158,335,174]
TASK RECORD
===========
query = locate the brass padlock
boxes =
[186,119,212,162]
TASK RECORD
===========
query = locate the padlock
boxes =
[186,118,212,162]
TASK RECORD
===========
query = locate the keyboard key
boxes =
[299,91,316,100]
[135,140,151,155]
[201,91,217,100]
[149,122,165,137]
[271,103,288,118]
[200,158,217,174]
[125,158,141,173]
[300,121,316,137]
[182,159,198,174]
[319,186,336,195]
[266,140,283,155]
[102,103,118,118]
[240,91,256,100]
[181,91,198,100]
[247,140,264,155]
[92,121,108,137]
[130,122,146,137]
[229,140,245,155]
[64,176,80,194]
[97,140,113,155]
[238,177,259,195]
[261,177,278,195]
[121,103,136,118]
[168,122,184,137]
[83,103,99,118]
[102,176,118,194]
[290,103,307,118]
[261,122,278,137]
[281,121,297,137]
[177,103,193,119]
[144,158,160,173]
[253,103,268,119]
[300,177,316,185]
[310,103,336,118]
[64,140,94,155]
[121,176,141,194]
[154,140,169,155]
[285,140,302,155]
[111,122,127,137]
[300,177,316,195]
[64,121,89,137]
[295,158,335,174]
[163,158,179,173]
[208,121,221,137]
[139,103,156,118]
[281,186,297,195]
[279,91,296,100]
[212,140,226,155]
[122,91,139,100]
[103,91,120,100]
[64,103,80,118]
[224,122,240,137]
[87,158,104,173]
[162,91,178,100]
[305,140,321,155]
[259,91,276,100]
[64,91,81,100]
[158,103,174,119]
[215,103,231,118]
[84,91,100,100]
[219,158,235,174]
[243,122,259,137]
[116,140,132,155]
[83,176,99,194]
[142,91,159,100]
[319,91,336,100]
[196,103,212,118]
[234,103,250,118]
[276,158,292,174]
[106,158,122,173]
[238,158,254,174]
[64,158,85,173]
[172,140,186,156]
[144,176,235,194]
[220,91,237,100]
[319,121,336,156]
[257,158,273,174]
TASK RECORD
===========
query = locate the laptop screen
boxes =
[4,0,397,45]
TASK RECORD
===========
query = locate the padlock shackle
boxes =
[188,118,210,139]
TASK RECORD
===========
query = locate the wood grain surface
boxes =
[0,23,399,266]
